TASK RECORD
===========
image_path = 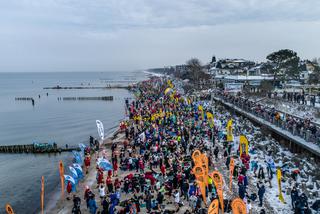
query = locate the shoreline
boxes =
[46,128,125,214]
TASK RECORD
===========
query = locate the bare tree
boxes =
[185,58,211,89]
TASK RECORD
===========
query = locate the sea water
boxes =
[0,71,147,213]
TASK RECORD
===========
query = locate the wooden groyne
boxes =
[63,96,113,101]
[15,97,34,101]
[43,85,134,90]
[0,144,80,154]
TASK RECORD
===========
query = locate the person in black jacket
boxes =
[257,182,265,207]
[291,187,299,209]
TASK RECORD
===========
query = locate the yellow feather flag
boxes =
[277,168,285,203]
[164,87,172,95]
[198,105,204,120]
[208,199,219,214]
[206,112,214,128]
[239,135,249,156]
[5,204,14,214]
[231,198,247,214]
[226,119,233,142]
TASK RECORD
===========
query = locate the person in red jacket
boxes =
[106,176,113,193]
[161,164,166,176]
[66,180,72,200]
[84,155,91,174]
[113,161,118,177]
[96,169,104,187]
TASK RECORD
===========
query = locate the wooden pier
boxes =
[0,144,80,154]
[43,85,134,90]
[63,96,113,101]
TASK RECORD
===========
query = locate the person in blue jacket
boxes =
[88,195,98,214]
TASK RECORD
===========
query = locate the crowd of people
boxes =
[217,91,319,144]
[267,91,317,107]
[66,77,316,214]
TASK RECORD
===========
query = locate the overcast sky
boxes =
[0,0,320,72]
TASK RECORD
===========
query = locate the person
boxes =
[257,164,265,180]
[145,192,152,213]
[99,184,106,200]
[113,161,118,177]
[182,179,190,200]
[189,192,198,212]
[291,186,299,210]
[157,191,164,206]
[85,155,91,174]
[213,147,219,159]
[257,182,265,207]
[101,196,109,214]
[238,183,246,199]
[174,189,180,212]
[66,180,73,200]
[88,195,98,214]
[106,175,113,193]
[72,195,81,214]
[246,199,252,214]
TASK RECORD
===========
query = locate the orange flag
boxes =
[208,199,219,214]
[231,198,247,214]
[5,204,14,214]
[210,171,224,213]
[200,154,209,187]
[192,150,202,165]
[59,160,65,199]
[229,158,235,191]
[41,176,45,214]
[193,166,207,204]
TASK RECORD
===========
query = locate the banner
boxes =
[72,151,83,165]
[193,166,206,204]
[231,198,247,214]
[164,87,172,95]
[192,150,202,165]
[239,135,249,156]
[200,154,209,187]
[5,204,14,214]
[226,119,233,142]
[229,158,235,191]
[96,120,104,140]
[198,105,204,120]
[277,168,285,203]
[73,163,84,179]
[208,199,219,214]
[206,112,214,128]
[210,171,224,213]
[59,161,65,199]
[41,176,44,214]
[69,166,78,184]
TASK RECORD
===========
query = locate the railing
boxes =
[213,93,320,147]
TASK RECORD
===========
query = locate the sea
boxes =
[0,71,148,213]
